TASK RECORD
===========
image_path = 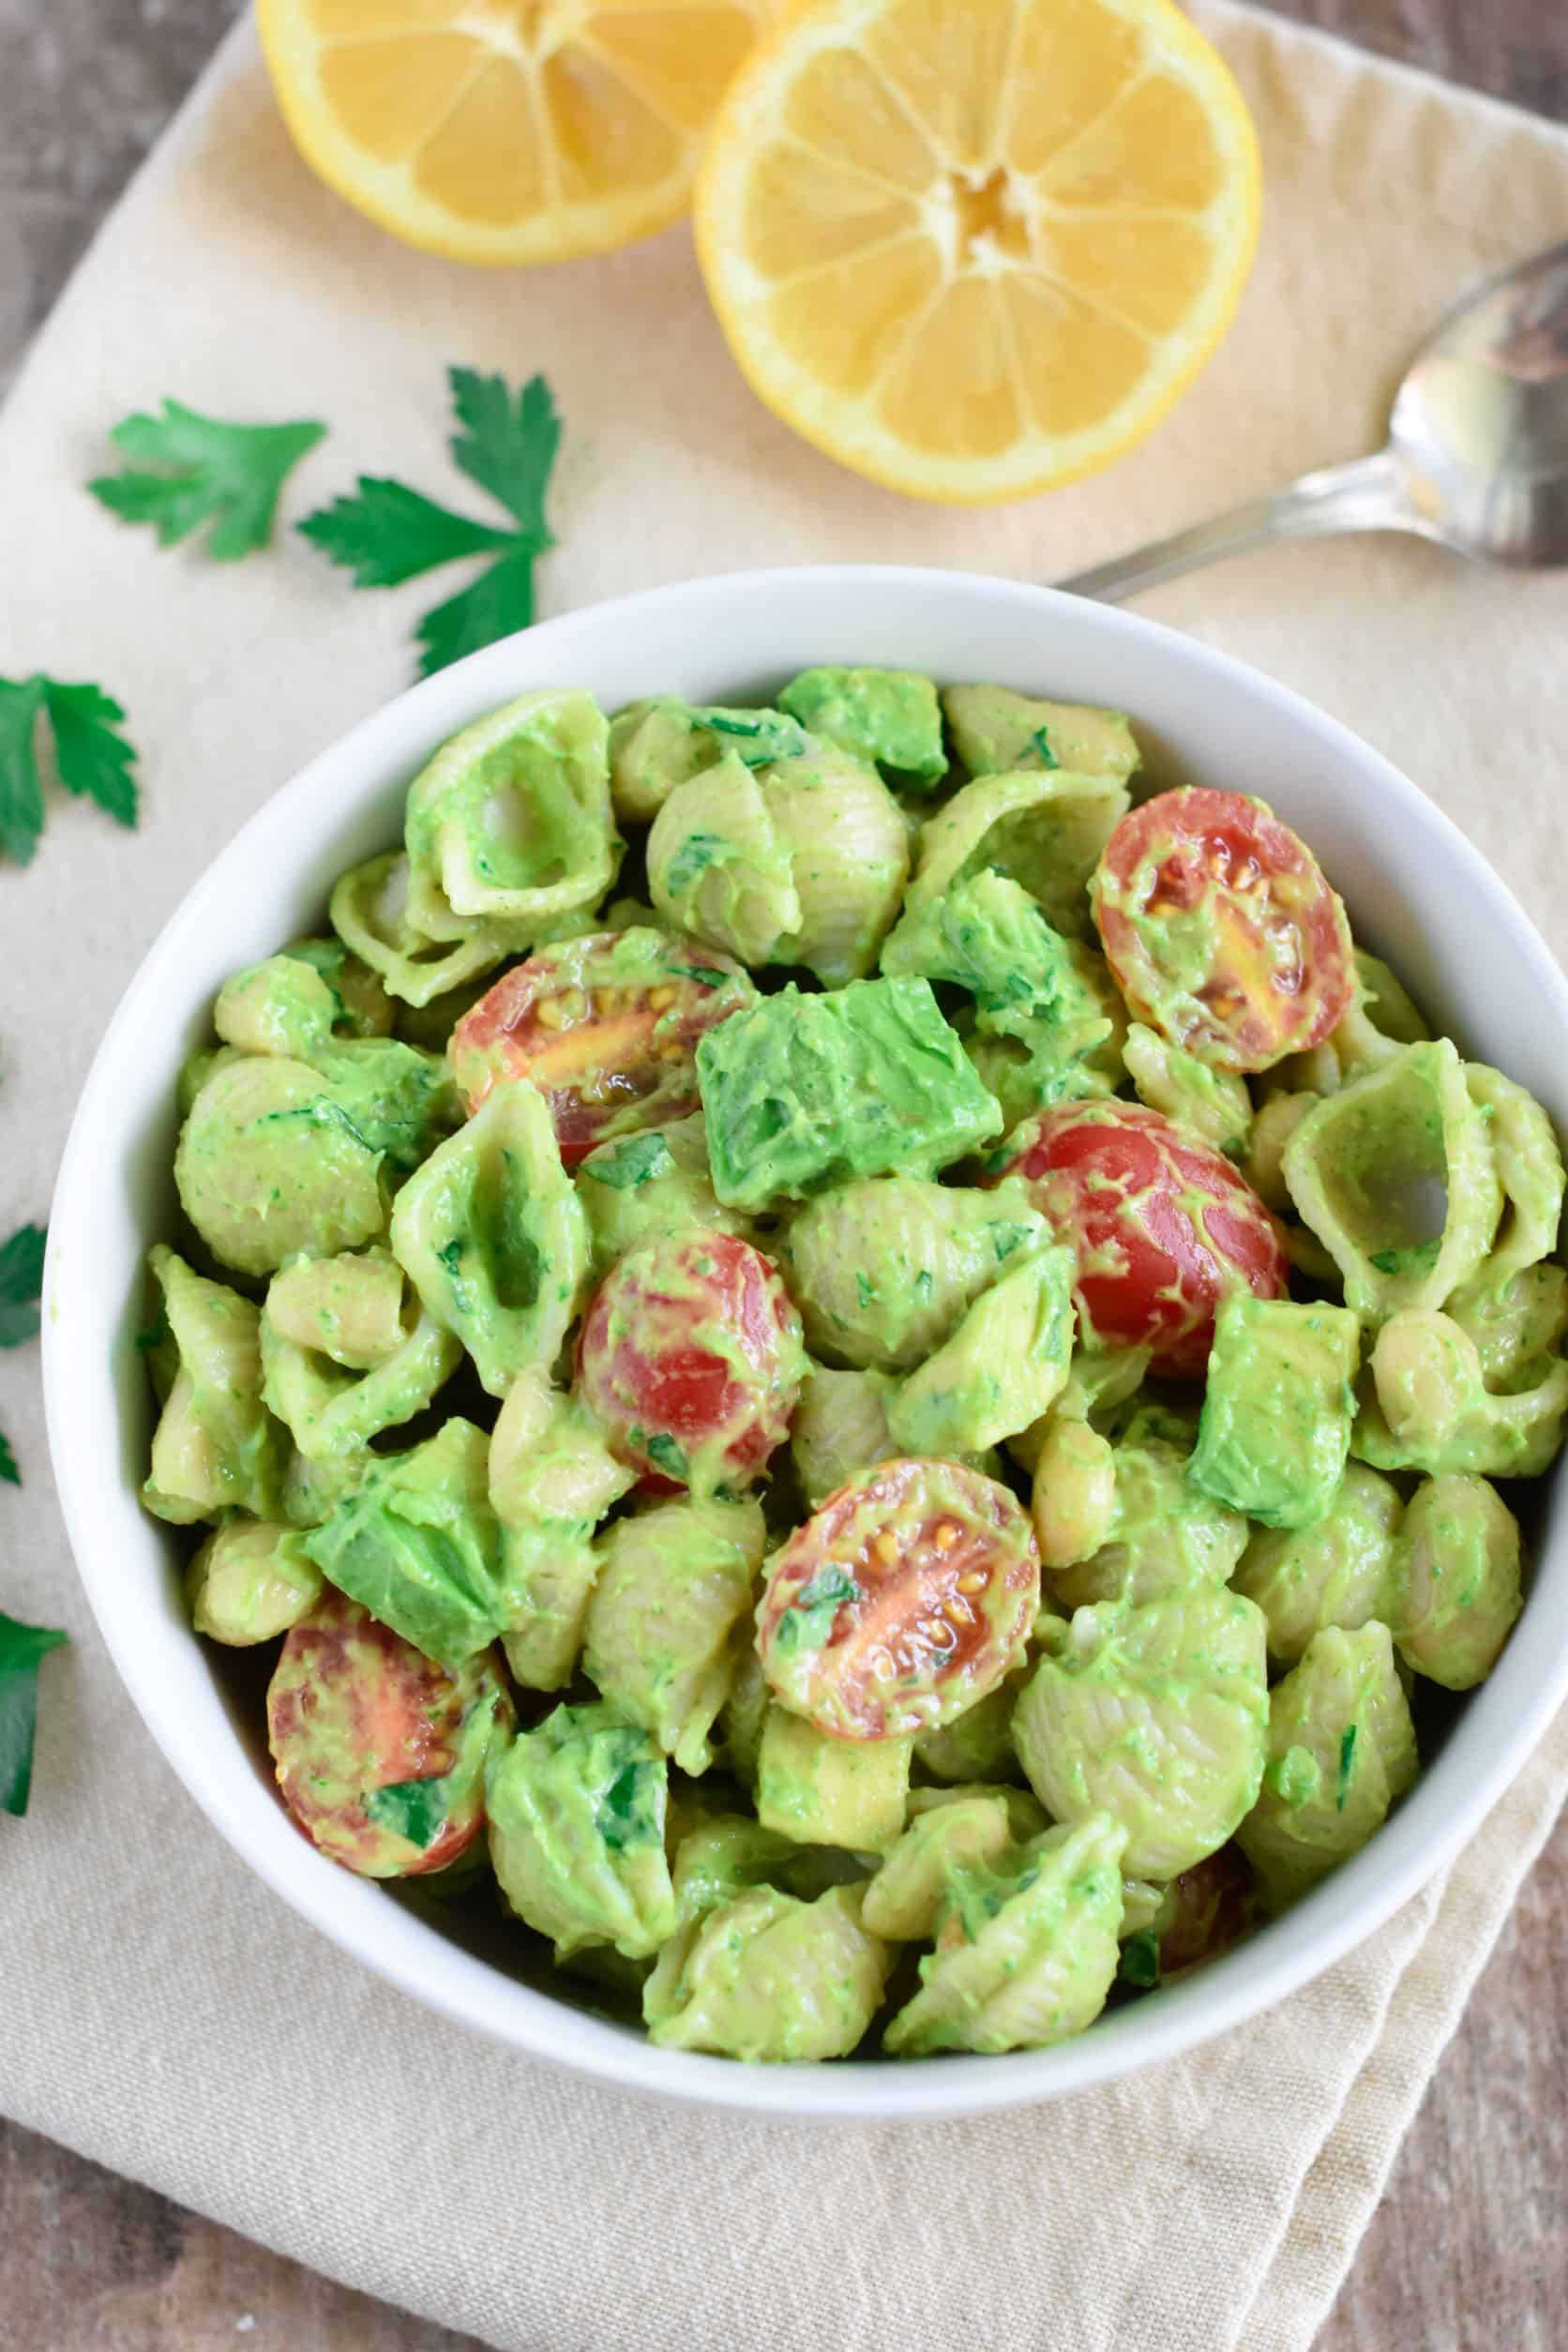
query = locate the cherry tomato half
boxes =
[1092,788,1354,1073]
[991,1101,1288,1379]
[451,931,753,1165]
[756,1459,1040,1741]
[266,1590,513,1877]
[576,1232,806,1494]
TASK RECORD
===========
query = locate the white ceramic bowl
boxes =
[44,566,1568,2119]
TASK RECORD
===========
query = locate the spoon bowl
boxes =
[1392,241,1568,566]
[1062,240,1568,599]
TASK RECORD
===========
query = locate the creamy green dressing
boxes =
[142,666,1567,2064]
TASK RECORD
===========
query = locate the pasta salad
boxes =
[139,668,1566,2062]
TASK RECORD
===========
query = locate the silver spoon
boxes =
[1058,240,1568,602]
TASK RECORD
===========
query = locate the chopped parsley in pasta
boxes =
[137,669,1566,2060]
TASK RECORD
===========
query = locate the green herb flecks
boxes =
[1119,1928,1161,1988]
[1336,1724,1358,1811]
[0,1436,17,1489]
[364,1775,452,1850]
[0,1611,68,1817]
[776,1564,860,1655]
[643,1432,686,1482]
[596,1747,660,1852]
[0,677,138,867]
[299,368,561,679]
[663,831,727,898]
[1032,726,1059,770]
[89,400,326,559]
[581,1133,676,1192]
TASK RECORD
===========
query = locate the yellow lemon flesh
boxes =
[257,0,779,265]
[696,0,1261,502]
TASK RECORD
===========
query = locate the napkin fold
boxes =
[3,7,1568,2347]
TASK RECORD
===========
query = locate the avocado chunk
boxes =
[882,868,1115,1115]
[487,1700,677,1961]
[1190,1295,1362,1530]
[756,1704,912,1851]
[942,682,1140,783]
[697,977,1003,1212]
[776,665,945,786]
[303,1417,505,1671]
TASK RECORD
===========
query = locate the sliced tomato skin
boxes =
[451,931,753,1165]
[266,1590,513,1877]
[1093,787,1354,1074]
[992,1100,1288,1378]
[756,1458,1040,1741]
[576,1232,805,1492]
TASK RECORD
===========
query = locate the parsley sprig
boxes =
[0,677,139,867]
[88,400,326,559]
[299,368,561,678]
[0,1221,46,1487]
[0,1612,68,1817]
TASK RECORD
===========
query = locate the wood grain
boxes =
[1,3,1566,2346]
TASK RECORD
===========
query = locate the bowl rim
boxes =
[42,562,1568,2120]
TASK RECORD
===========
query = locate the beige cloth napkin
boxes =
[3,7,1568,2346]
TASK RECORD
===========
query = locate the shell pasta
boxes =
[139,670,1565,2060]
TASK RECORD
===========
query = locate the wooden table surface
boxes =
[3,2,1566,2345]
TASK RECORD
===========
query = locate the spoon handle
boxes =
[1056,449,1415,602]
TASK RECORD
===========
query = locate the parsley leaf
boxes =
[581,1133,676,1192]
[364,1775,451,1850]
[0,1223,46,1349]
[297,478,511,588]
[0,1437,17,1488]
[44,683,139,828]
[449,366,560,540]
[299,368,561,679]
[1336,1723,1358,1810]
[0,680,46,866]
[0,676,139,866]
[776,1564,860,1654]
[89,400,325,559]
[0,1611,68,1817]
[644,1432,687,1481]
[1119,1928,1161,1988]
[1032,725,1059,770]
[415,541,541,679]
[663,831,727,898]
